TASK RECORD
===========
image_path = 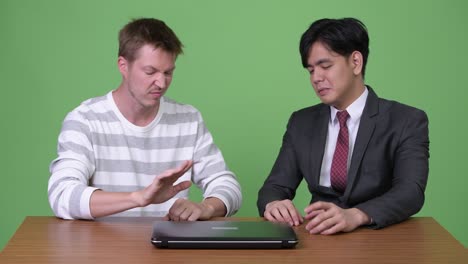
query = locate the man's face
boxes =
[119,44,176,109]
[306,41,362,110]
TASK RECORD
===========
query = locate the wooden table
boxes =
[1,216,466,264]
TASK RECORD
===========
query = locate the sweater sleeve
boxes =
[48,110,99,220]
[191,112,242,216]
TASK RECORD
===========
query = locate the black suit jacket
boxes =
[257,87,429,228]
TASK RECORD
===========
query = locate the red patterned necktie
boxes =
[331,110,350,193]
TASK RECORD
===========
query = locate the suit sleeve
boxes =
[257,112,304,216]
[355,109,429,228]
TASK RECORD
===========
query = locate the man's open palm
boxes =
[139,160,193,206]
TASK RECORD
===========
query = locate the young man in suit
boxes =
[257,18,429,234]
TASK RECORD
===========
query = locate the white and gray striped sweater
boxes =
[48,92,242,219]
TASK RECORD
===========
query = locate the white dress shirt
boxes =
[319,87,369,187]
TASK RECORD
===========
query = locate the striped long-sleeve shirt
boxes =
[48,92,242,219]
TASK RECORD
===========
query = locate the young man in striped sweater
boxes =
[48,18,242,220]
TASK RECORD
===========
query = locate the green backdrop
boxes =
[1,0,467,250]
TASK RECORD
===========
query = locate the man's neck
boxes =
[333,80,366,111]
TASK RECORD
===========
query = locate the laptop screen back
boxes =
[151,221,298,249]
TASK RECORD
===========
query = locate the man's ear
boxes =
[117,56,129,78]
[350,51,363,76]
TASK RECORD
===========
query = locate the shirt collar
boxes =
[330,86,369,124]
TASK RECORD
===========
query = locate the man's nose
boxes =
[155,73,167,89]
[311,70,323,85]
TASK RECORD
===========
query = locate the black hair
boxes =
[299,18,369,77]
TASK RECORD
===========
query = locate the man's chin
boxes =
[143,99,161,108]
[317,96,334,105]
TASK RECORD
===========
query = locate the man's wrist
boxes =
[200,200,216,219]
[130,191,145,208]
[352,208,372,226]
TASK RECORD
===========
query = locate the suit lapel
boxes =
[307,105,331,190]
[342,87,379,201]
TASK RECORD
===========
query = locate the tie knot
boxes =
[336,111,349,127]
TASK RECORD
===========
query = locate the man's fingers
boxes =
[304,201,331,214]
[264,200,303,226]
[173,181,192,192]
[304,209,325,220]
[178,160,192,173]
[306,209,333,231]
[167,199,185,220]
[169,208,185,221]
[270,207,287,223]
[308,215,338,234]
[187,211,200,221]
[277,206,294,225]
[178,160,193,174]
[178,208,192,221]
[293,211,304,225]
[321,221,344,235]
[166,198,205,222]
[313,215,344,235]
[268,205,296,225]
[264,205,285,222]
[159,160,193,181]
[264,211,275,222]
[284,203,303,225]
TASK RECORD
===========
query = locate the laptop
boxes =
[151,220,298,249]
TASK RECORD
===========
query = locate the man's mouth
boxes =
[317,88,331,96]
